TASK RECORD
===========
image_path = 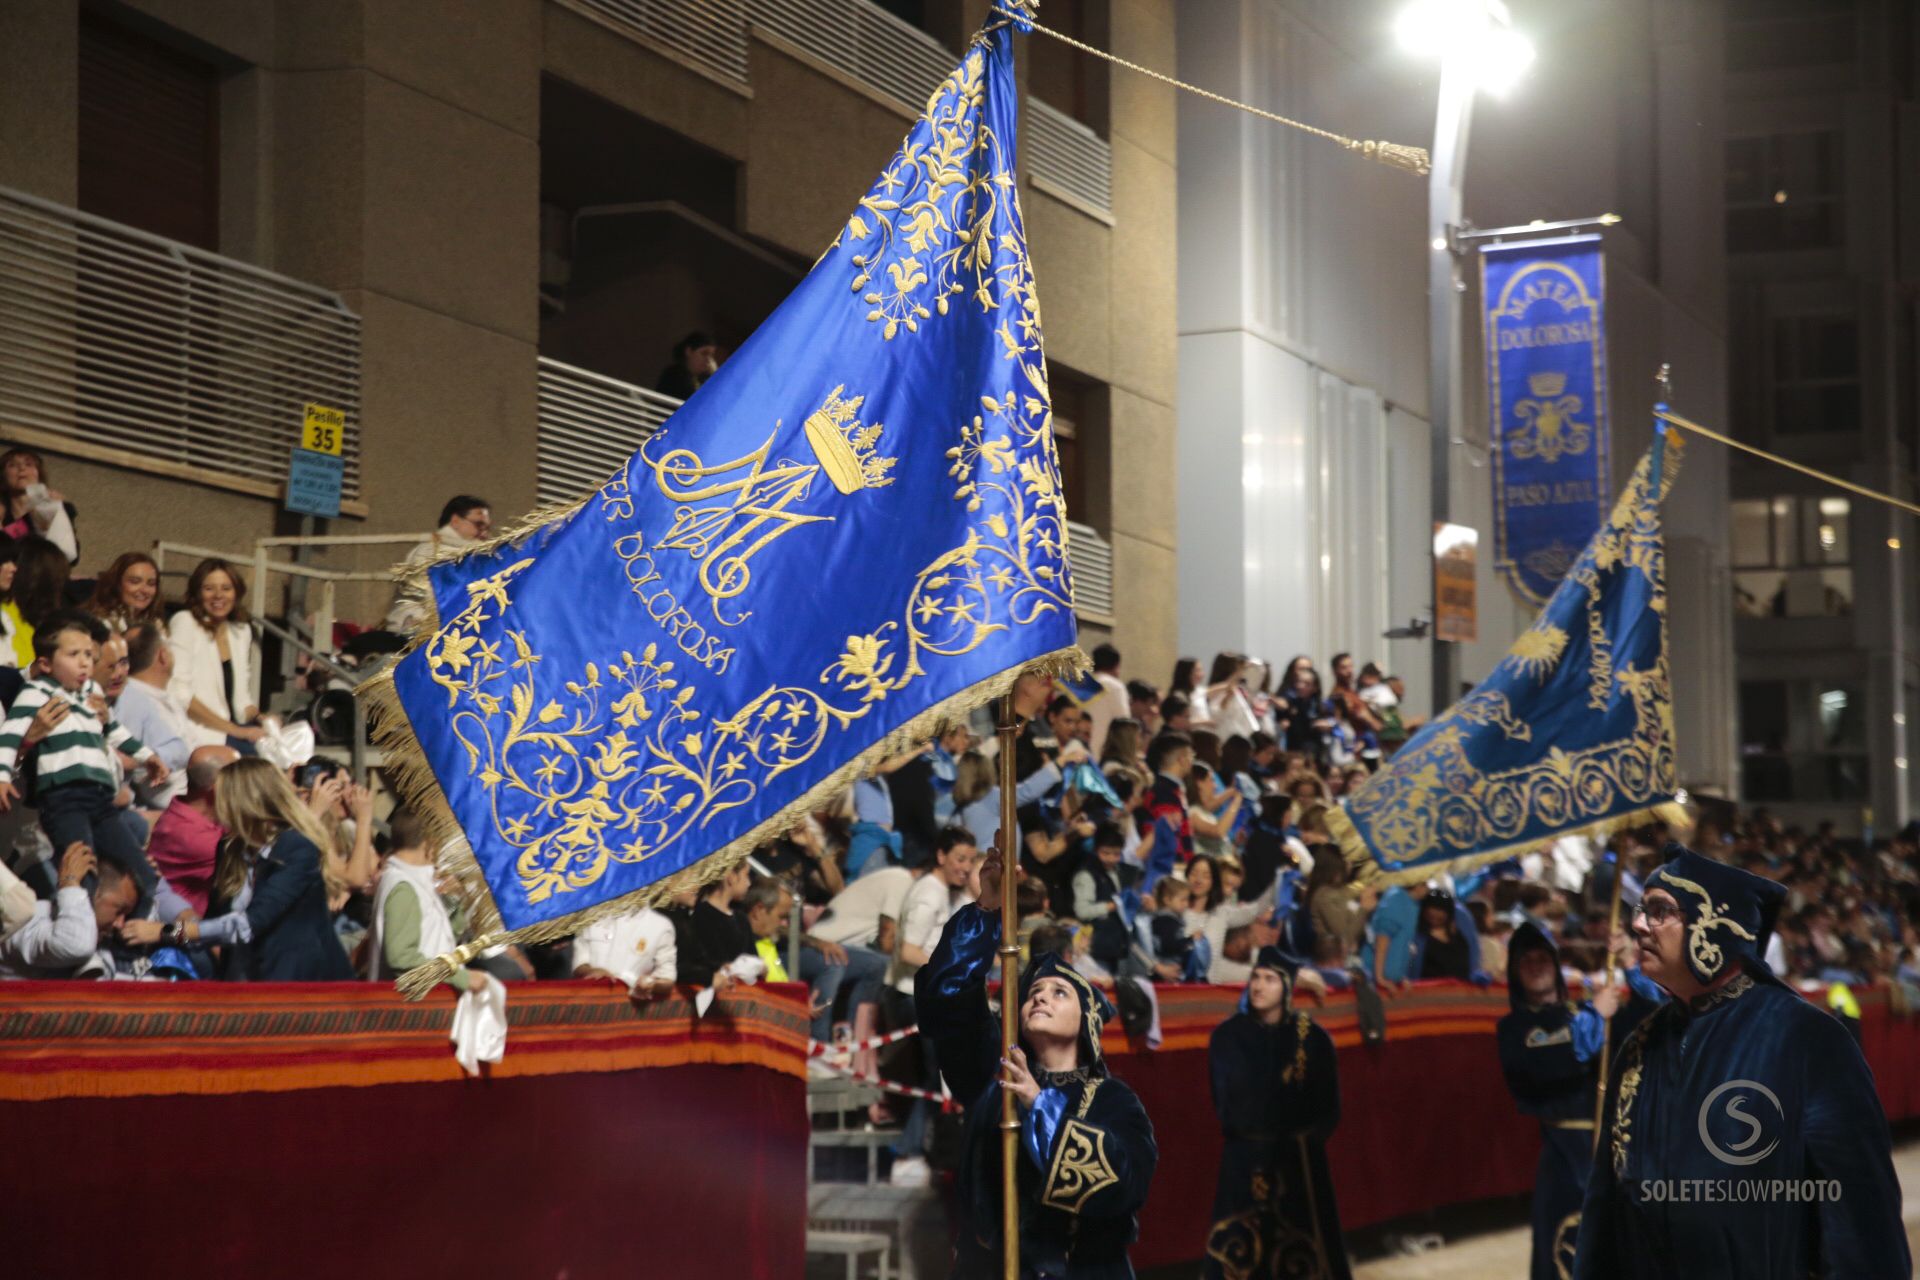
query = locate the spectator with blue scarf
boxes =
[849,773,902,879]
[928,721,973,823]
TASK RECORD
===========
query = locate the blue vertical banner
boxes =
[1481,235,1611,606]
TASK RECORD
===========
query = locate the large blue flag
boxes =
[368,19,1083,982]
[1329,434,1686,886]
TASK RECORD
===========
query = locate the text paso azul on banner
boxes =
[1482,235,1611,606]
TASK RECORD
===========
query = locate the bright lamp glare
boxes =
[1395,0,1535,97]
[1472,25,1536,95]
[1395,0,1473,56]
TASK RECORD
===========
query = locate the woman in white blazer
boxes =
[169,557,265,752]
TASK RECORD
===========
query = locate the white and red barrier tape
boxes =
[810,1053,956,1109]
[807,1025,954,1109]
[806,1025,920,1057]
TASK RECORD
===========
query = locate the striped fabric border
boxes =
[1106,980,1510,1055]
[0,980,812,1102]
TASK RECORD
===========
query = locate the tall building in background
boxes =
[1176,0,1737,800]
[0,0,1179,682]
[1724,0,1918,832]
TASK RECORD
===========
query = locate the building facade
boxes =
[0,0,1178,684]
[1723,0,1918,832]
[1175,0,1738,801]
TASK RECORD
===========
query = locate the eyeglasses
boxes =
[1634,899,1683,926]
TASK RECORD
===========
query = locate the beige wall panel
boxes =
[361,74,540,344]
[741,42,919,257]
[52,456,276,580]
[120,0,274,65]
[1024,189,1113,385]
[363,0,542,139]
[542,5,750,160]
[353,290,540,534]
[0,0,79,204]
[270,68,368,291]
[275,0,365,66]
[1107,387,1174,551]
[1107,0,1175,166]
[1108,529,1176,690]
[1106,135,1175,406]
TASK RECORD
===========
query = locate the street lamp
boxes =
[1395,0,1535,717]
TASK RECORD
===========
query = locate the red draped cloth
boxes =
[1,981,812,1280]
[4,976,1914,1275]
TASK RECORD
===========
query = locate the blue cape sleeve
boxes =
[912,902,1002,1106]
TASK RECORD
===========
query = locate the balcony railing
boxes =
[536,357,1117,624]
[0,186,362,506]
[535,357,680,505]
[1066,520,1115,624]
[1028,99,1113,220]
[750,0,950,112]
[561,0,1115,218]
[556,0,752,86]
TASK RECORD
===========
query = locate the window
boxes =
[78,14,221,250]
[1725,132,1843,253]
[870,0,927,26]
[1738,678,1870,804]
[1726,0,1856,73]
[1024,0,1108,136]
[1051,375,1091,530]
[1771,315,1860,434]
[1730,495,1852,617]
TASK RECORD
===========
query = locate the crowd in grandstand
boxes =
[2,468,1917,1191]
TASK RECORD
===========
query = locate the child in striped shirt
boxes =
[0,611,170,880]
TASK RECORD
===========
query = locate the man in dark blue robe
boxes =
[915,851,1157,1278]
[1575,845,1910,1279]
[1498,921,1661,1280]
[1203,947,1349,1280]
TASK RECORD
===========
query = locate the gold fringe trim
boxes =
[367,643,1089,1000]
[1329,800,1692,889]
[358,486,624,965]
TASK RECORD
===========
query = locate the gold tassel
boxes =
[1348,140,1433,176]
[393,937,503,1001]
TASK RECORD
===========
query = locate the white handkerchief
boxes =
[450,978,509,1075]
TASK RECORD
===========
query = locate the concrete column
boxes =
[1104,2,1179,684]
[265,0,543,618]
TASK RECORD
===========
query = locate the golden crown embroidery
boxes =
[417,31,1072,908]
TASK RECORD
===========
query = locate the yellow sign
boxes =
[302,403,346,456]
[1434,522,1479,643]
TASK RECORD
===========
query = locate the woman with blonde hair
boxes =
[1099,716,1149,785]
[294,759,379,911]
[185,757,354,981]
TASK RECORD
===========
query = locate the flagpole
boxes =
[996,694,1022,1280]
[1595,371,1670,1147]
[1591,854,1624,1147]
